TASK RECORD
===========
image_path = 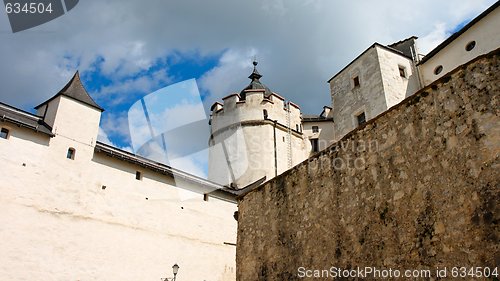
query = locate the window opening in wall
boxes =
[398,66,407,78]
[356,112,366,126]
[310,138,319,153]
[263,109,268,119]
[296,124,299,131]
[203,194,209,201]
[66,148,75,160]
[136,171,142,180]
[465,41,476,51]
[0,128,9,139]
[353,76,360,87]
[434,65,443,75]
[312,126,319,133]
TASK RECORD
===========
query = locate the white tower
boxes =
[208,61,310,189]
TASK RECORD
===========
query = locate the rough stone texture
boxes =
[237,50,499,281]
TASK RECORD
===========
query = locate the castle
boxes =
[208,0,499,189]
[0,2,498,280]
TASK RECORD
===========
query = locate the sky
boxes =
[0,0,496,177]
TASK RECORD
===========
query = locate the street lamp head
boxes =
[172,264,179,276]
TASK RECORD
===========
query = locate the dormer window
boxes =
[0,128,9,139]
[67,148,76,160]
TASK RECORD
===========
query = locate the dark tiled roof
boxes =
[388,36,418,48]
[302,114,333,122]
[0,102,54,136]
[240,61,273,99]
[94,141,237,203]
[35,71,104,112]
[419,1,500,65]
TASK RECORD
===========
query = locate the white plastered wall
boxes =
[0,97,237,281]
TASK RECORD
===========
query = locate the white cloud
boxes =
[97,126,133,153]
[97,68,171,105]
[418,23,449,55]
[199,48,257,107]
[0,0,496,113]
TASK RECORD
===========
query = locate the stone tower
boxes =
[208,61,310,189]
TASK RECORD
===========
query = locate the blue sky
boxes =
[0,0,496,177]
[82,51,221,149]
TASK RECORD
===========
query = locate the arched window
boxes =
[67,148,76,160]
[263,109,268,119]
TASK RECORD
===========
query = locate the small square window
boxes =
[0,128,9,139]
[357,112,366,126]
[398,66,406,78]
[310,139,319,153]
[353,76,360,87]
[66,148,75,160]
[135,171,142,180]
[312,126,319,133]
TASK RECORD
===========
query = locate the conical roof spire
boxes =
[240,60,273,99]
[248,60,262,81]
[35,71,104,112]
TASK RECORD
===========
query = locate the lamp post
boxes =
[161,264,179,281]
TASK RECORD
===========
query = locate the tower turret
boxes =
[208,61,309,189]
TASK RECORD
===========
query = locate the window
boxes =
[135,171,142,180]
[203,194,209,201]
[356,112,366,126]
[296,124,299,131]
[310,139,319,153]
[434,65,443,75]
[0,128,9,139]
[353,76,360,88]
[398,66,406,78]
[66,148,75,160]
[312,126,319,133]
[465,41,476,51]
[263,109,268,119]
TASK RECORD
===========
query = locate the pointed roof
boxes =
[240,60,273,99]
[35,71,104,111]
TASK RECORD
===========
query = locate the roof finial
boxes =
[249,56,262,81]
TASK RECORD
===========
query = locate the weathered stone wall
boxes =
[237,50,499,281]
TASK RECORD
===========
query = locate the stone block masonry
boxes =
[236,49,499,281]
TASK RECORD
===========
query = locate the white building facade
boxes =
[326,2,499,143]
[327,39,421,142]
[418,2,500,86]
[0,73,238,281]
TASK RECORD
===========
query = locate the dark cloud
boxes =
[0,0,495,114]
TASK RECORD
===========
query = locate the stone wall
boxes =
[236,50,499,281]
